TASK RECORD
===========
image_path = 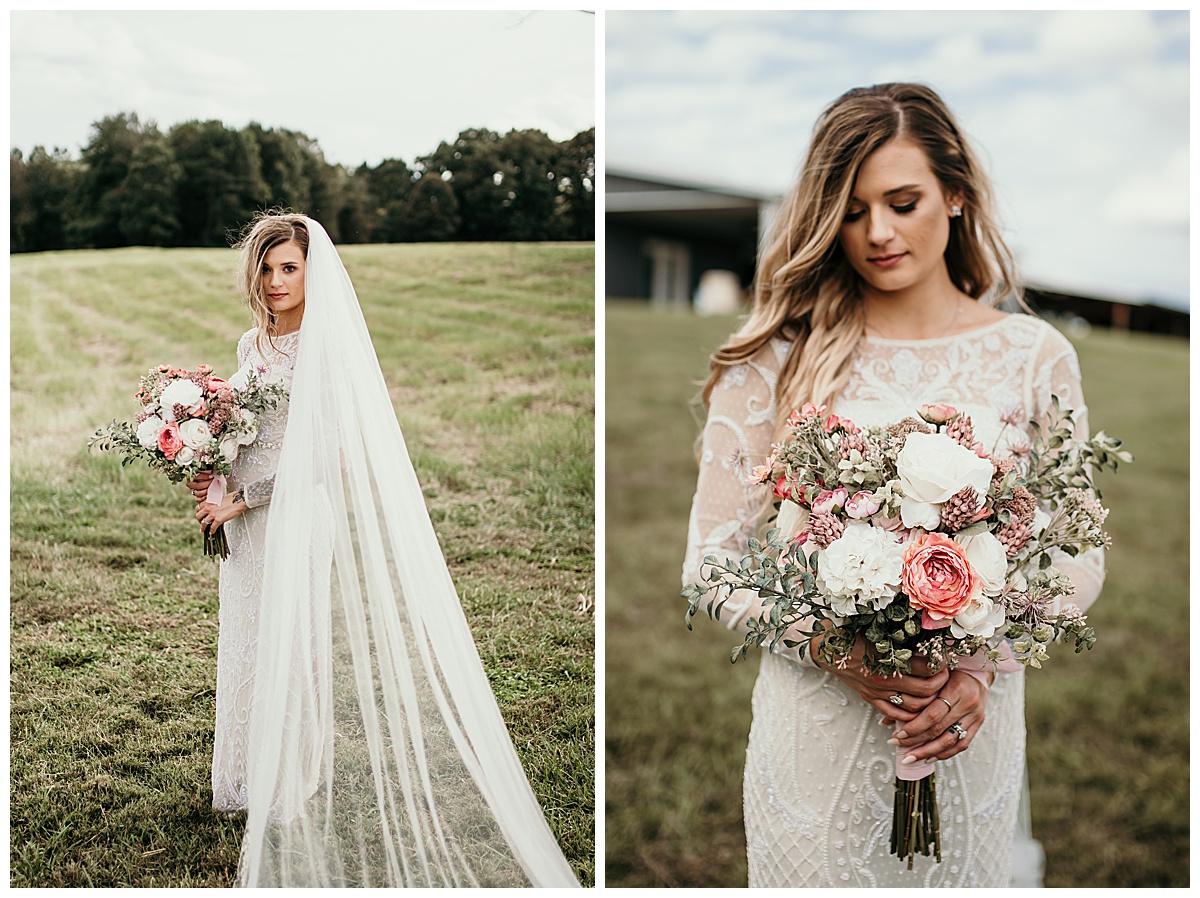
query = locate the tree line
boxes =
[10,113,595,253]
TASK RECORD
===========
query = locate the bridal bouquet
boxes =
[683,399,1131,867]
[89,364,288,558]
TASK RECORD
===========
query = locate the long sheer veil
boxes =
[236,217,581,887]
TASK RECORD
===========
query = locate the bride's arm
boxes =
[683,342,818,667]
[1030,328,1106,613]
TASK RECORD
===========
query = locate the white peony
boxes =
[175,445,195,466]
[219,435,240,463]
[235,410,258,446]
[136,416,165,450]
[159,378,204,415]
[896,432,993,530]
[950,595,1006,639]
[955,530,1008,597]
[178,418,213,450]
[815,522,905,617]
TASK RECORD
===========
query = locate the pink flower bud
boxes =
[919,403,958,425]
[786,409,805,428]
[811,487,847,515]
[800,402,827,418]
[772,475,792,499]
[844,490,881,519]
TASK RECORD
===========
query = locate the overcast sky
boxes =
[11,10,595,168]
[607,10,1189,309]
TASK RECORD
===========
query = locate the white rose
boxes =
[177,418,213,450]
[1032,506,1051,536]
[815,522,905,617]
[955,530,1008,597]
[775,501,809,540]
[174,445,195,466]
[219,436,240,463]
[159,378,204,415]
[950,595,1006,639]
[228,367,251,392]
[896,432,993,530]
[235,410,258,446]
[136,416,165,450]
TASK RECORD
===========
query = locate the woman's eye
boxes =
[843,210,865,223]
[893,202,917,214]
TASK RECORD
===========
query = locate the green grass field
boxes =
[10,242,595,887]
[604,300,1188,887]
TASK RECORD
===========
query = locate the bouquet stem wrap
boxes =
[204,473,230,560]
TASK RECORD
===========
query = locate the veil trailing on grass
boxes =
[236,217,579,887]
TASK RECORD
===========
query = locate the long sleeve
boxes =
[1029,326,1105,613]
[233,329,278,510]
[682,340,816,666]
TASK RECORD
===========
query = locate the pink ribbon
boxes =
[894,643,1022,781]
[206,473,226,507]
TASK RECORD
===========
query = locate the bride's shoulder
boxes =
[237,327,259,364]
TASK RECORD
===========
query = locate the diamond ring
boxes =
[948,722,967,741]
[888,693,905,707]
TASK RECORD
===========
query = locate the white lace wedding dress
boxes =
[211,328,296,812]
[683,314,1105,887]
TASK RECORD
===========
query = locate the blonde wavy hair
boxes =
[233,209,310,356]
[703,83,1020,432]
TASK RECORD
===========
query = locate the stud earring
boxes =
[950,204,962,218]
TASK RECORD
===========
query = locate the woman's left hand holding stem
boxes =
[887,668,994,765]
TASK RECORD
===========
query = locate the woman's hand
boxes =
[810,632,949,723]
[186,471,216,502]
[196,494,247,534]
[888,669,992,765]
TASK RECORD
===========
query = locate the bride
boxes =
[188,211,580,887]
[684,83,1105,887]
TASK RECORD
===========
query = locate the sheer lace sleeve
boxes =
[233,328,276,510]
[683,340,815,665]
[1030,324,1105,613]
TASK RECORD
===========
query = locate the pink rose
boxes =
[844,489,880,519]
[824,414,860,434]
[772,475,792,499]
[205,376,229,395]
[811,487,847,515]
[902,531,982,623]
[157,421,184,460]
[919,403,959,425]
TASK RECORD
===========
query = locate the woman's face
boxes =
[837,139,960,299]
[262,240,306,332]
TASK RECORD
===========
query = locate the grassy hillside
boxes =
[604,301,1187,887]
[10,242,596,886]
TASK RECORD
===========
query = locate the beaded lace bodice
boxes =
[682,313,1104,886]
[212,328,297,812]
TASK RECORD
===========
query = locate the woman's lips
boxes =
[868,253,906,269]
[268,293,287,299]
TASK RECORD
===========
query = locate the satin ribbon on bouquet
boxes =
[891,643,1022,867]
[203,473,231,559]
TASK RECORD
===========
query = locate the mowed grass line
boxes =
[10,242,595,887]
[603,300,1188,888]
